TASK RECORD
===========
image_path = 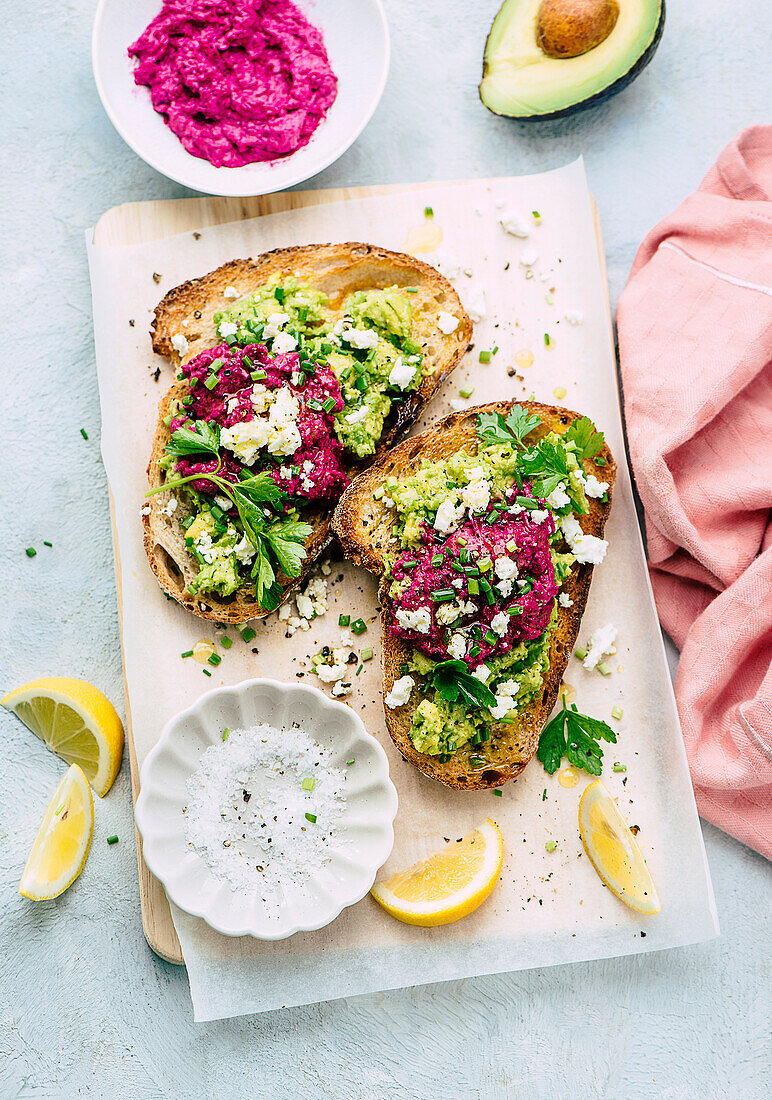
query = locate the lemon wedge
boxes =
[371,818,503,926]
[578,780,661,915]
[19,764,94,900]
[2,677,124,797]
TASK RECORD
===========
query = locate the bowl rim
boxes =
[135,677,398,939]
[91,0,391,197]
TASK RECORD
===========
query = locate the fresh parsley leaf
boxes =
[476,406,542,449]
[537,700,617,776]
[519,439,571,497]
[431,660,497,711]
[566,416,605,463]
[164,420,220,458]
[505,405,543,444]
[233,472,286,510]
[265,518,312,579]
[250,542,277,607]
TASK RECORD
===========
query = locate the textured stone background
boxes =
[1,1,770,1097]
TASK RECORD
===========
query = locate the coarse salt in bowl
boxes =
[135,679,398,939]
[92,0,390,197]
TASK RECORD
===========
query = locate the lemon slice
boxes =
[579,780,661,915]
[371,818,503,926]
[19,764,94,900]
[2,678,124,797]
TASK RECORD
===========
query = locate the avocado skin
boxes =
[480,0,666,120]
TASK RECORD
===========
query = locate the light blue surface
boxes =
[1,1,770,1096]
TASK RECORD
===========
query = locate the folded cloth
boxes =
[616,125,772,861]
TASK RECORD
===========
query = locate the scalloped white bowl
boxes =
[135,679,397,939]
[92,0,390,197]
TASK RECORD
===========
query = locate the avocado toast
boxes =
[332,401,616,790]
[143,243,472,622]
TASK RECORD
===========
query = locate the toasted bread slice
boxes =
[144,243,472,623]
[331,401,616,790]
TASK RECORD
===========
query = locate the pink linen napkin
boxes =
[616,125,772,861]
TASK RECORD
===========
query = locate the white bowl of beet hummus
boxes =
[93,0,390,196]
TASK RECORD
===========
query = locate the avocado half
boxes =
[480,0,665,120]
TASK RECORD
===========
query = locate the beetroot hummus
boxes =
[129,0,338,168]
[389,506,558,668]
[171,340,348,500]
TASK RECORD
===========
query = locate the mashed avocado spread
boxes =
[153,278,423,606]
[381,410,610,764]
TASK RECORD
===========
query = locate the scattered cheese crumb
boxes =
[499,211,529,238]
[171,333,189,356]
[437,311,460,335]
[223,286,240,299]
[583,624,618,671]
[385,675,414,709]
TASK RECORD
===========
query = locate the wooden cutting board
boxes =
[94,181,609,967]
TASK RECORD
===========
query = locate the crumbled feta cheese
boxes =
[272,331,297,355]
[223,285,239,299]
[340,327,379,350]
[561,514,608,565]
[558,592,573,608]
[331,681,351,698]
[447,633,466,660]
[452,578,464,589]
[436,603,461,626]
[564,310,584,325]
[491,611,509,637]
[214,495,232,511]
[278,603,292,621]
[431,250,464,281]
[220,418,272,465]
[226,397,239,415]
[345,405,370,425]
[583,623,617,671]
[434,495,464,534]
[171,333,189,357]
[497,679,521,697]
[494,556,519,582]
[489,679,521,720]
[216,321,238,339]
[530,509,550,524]
[316,661,348,683]
[396,607,432,634]
[519,250,539,268]
[161,496,178,517]
[460,476,491,514]
[546,482,570,510]
[388,357,416,389]
[250,384,271,413]
[320,560,331,576]
[499,211,529,238]
[496,579,513,597]
[472,664,490,682]
[464,284,487,323]
[295,593,314,620]
[262,312,291,339]
[584,475,609,499]
[437,311,460,335]
[385,675,414,709]
[233,536,255,565]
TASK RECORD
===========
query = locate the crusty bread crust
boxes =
[144,243,472,623]
[331,401,616,790]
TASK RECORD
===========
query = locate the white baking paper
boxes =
[87,161,718,1021]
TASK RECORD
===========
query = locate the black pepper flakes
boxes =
[243,790,251,803]
[152,272,161,284]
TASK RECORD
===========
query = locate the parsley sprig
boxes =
[431,660,496,711]
[477,406,542,448]
[566,416,605,463]
[147,420,311,608]
[537,699,617,776]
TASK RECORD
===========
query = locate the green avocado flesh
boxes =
[480,0,664,119]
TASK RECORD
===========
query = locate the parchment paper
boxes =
[87,161,718,1021]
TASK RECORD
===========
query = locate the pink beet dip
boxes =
[129,0,338,168]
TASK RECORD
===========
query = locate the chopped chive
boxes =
[459,385,474,398]
[346,758,355,765]
[240,627,256,642]
[361,648,373,661]
[302,777,315,792]
[424,206,433,217]
[544,333,552,347]
[243,355,253,368]
[467,578,479,595]
[80,428,89,440]
[532,210,541,220]
[55,804,64,815]
[494,789,503,797]
[611,705,624,720]
[222,729,229,740]
[203,374,218,391]
[351,618,367,636]
[107,835,119,845]
[542,789,547,800]
[250,369,267,381]
[305,812,317,824]
[181,395,194,406]
[181,649,194,659]
[597,661,612,676]
[613,763,627,773]
[220,635,233,649]
[456,538,467,547]
[356,663,364,676]
[492,346,499,356]
[338,614,350,627]
[477,557,491,573]
[372,486,385,501]
[545,840,557,852]
[202,668,212,677]
[430,588,456,601]
[405,287,418,293]
[479,350,491,363]
[209,357,224,373]
[400,560,419,570]
[322,397,337,413]
[575,646,588,660]
[25,547,36,557]
[207,653,221,667]
[484,629,498,645]
[430,553,444,566]
[43,541,52,547]
[274,286,285,304]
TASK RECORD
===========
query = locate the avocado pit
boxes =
[537,0,620,59]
